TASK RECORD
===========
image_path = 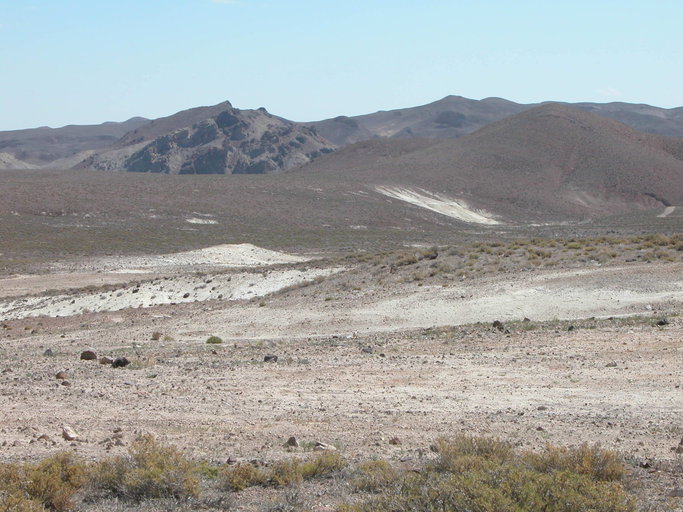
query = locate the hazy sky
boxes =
[1,0,682,130]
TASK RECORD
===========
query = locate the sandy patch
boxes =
[0,267,341,320]
[657,206,676,218]
[376,186,500,225]
[56,243,311,273]
[186,217,218,224]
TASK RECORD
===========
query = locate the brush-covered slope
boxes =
[79,103,335,174]
[299,104,683,221]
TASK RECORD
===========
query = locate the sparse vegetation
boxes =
[339,436,636,512]
[91,434,200,502]
[206,335,223,344]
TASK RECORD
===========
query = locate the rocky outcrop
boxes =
[87,105,335,174]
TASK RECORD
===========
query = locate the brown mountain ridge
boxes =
[297,103,683,221]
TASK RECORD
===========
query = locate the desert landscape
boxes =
[1,11,682,506]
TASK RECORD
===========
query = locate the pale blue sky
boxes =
[1,0,682,130]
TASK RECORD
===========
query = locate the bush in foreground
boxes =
[339,435,635,512]
[91,434,200,502]
[0,452,88,512]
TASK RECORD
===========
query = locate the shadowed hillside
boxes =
[299,104,683,221]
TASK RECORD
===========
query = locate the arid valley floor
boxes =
[1,219,681,510]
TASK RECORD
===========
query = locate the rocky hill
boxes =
[78,102,335,174]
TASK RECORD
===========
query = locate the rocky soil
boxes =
[0,246,681,510]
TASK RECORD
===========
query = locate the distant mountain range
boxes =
[1,95,682,221]
[1,95,682,174]
[298,103,683,221]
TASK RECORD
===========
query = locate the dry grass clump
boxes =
[339,435,635,512]
[220,451,347,492]
[0,452,88,512]
[91,434,200,502]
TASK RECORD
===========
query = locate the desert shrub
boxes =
[526,443,627,482]
[299,451,347,479]
[351,460,400,492]
[220,463,268,491]
[340,437,635,512]
[433,435,513,472]
[206,335,223,344]
[0,452,88,512]
[268,460,304,487]
[91,434,200,502]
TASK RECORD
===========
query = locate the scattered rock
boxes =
[263,355,278,363]
[183,292,190,299]
[55,371,69,380]
[43,349,55,357]
[605,361,618,368]
[656,318,670,326]
[361,346,374,354]
[112,357,130,368]
[567,325,575,331]
[389,437,401,445]
[523,317,531,322]
[80,350,97,361]
[536,426,545,431]
[313,442,337,451]
[60,380,71,387]
[537,406,548,411]
[37,434,55,445]
[286,436,299,447]
[62,425,80,441]
[674,437,683,454]
[492,320,505,331]
[99,356,114,365]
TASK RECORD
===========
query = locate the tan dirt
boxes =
[0,248,681,510]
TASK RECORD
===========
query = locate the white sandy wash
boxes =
[57,243,311,273]
[375,186,500,225]
[0,267,342,320]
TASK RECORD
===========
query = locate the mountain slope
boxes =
[306,96,683,146]
[0,117,149,166]
[79,103,335,174]
[298,104,683,221]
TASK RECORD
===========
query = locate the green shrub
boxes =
[91,434,200,502]
[206,335,223,344]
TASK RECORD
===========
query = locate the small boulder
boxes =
[80,350,97,361]
[286,436,299,447]
[112,357,130,368]
[62,425,80,441]
[99,356,113,365]
[43,349,55,357]
[55,371,69,380]
[313,442,337,452]
[605,361,618,368]
[656,318,670,326]
[492,320,505,331]
[264,355,278,363]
